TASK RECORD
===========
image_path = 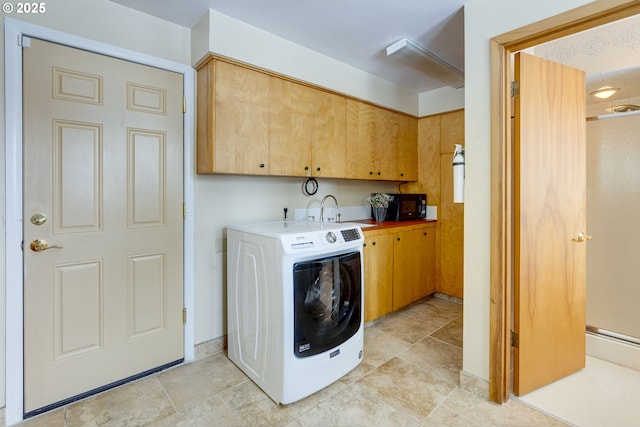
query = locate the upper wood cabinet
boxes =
[197,56,417,181]
[197,59,270,175]
[397,114,418,181]
[269,78,346,178]
[345,99,417,181]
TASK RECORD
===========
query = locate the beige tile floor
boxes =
[9,296,567,427]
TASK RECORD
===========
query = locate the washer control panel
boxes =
[281,227,362,253]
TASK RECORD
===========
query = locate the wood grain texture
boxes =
[439,110,464,299]
[214,60,270,175]
[196,61,214,173]
[363,233,394,322]
[440,153,464,299]
[268,77,313,176]
[489,0,639,405]
[397,115,418,181]
[513,52,586,396]
[311,90,347,178]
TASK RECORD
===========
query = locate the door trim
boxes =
[489,0,640,403]
[4,18,195,424]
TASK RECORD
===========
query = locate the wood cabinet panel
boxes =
[268,77,313,176]
[439,110,464,299]
[310,90,346,178]
[196,56,416,181]
[345,100,418,181]
[196,60,270,175]
[363,222,436,322]
[397,114,418,181]
[363,233,394,322]
[440,109,464,154]
[440,155,464,298]
[392,225,436,310]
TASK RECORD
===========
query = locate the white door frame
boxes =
[4,18,195,425]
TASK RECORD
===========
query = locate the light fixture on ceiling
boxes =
[590,86,620,99]
[386,38,464,89]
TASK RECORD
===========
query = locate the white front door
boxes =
[22,37,185,413]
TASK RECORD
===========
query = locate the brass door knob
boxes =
[30,239,63,252]
[576,232,592,243]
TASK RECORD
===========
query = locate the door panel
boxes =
[23,38,184,413]
[513,52,586,395]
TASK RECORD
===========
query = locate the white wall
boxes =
[462,0,594,382]
[193,9,420,116]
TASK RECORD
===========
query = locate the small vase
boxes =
[373,207,387,223]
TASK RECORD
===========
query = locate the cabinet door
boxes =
[392,226,436,310]
[413,226,437,300]
[397,114,418,181]
[269,78,313,176]
[346,101,399,180]
[214,61,270,174]
[345,100,376,179]
[312,91,346,178]
[363,233,394,322]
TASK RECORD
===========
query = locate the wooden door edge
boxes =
[488,0,640,404]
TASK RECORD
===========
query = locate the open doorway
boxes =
[488,0,639,407]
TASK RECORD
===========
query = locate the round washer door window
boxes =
[293,251,362,358]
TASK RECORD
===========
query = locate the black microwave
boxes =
[372,193,427,221]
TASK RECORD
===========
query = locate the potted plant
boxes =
[365,193,394,222]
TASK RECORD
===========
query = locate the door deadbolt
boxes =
[30,213,47,226]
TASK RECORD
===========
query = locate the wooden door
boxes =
[513,52,587,396]
[363,233,394,322]
[23,38,184,413]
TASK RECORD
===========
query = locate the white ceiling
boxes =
[109,0,639,113]
[108,0,467,93]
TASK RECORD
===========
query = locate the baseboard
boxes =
[194,336,227,361]
[586,332,640,371]
[459,370,489,400]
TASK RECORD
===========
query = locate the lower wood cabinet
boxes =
[363,222,436,322]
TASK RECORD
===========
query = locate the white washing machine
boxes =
[227,220,364,404]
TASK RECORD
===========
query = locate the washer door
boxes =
[293,251,362,358]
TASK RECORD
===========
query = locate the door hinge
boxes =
[182,97,187,113]
[511,330,519,348]
[511,81,520,97]
[182,308,187,324]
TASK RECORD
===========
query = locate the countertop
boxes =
[348,218,437,232]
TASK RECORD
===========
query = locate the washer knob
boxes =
[326,231,337,243]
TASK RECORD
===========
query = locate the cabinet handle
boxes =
[304,166,309,171]
[400,172,404,177]
[369,171,373,175]
[316,167,321,171]
[377,172,381,176]
[259,163,265,168]
[363,243,367,247]
[424,232,427,236]
[372,241,376,246]
[397,237,400,241]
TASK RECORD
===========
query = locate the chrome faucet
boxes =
[320,194,339,223]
